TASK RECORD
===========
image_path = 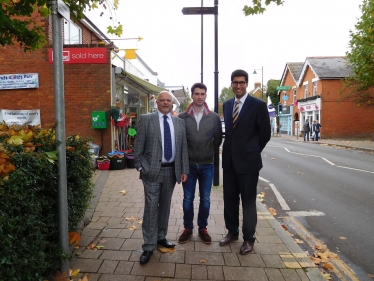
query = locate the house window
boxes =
[304,84,308,98]
[293,88,296,103]
[313,81,317,96]
[64,20,82,44]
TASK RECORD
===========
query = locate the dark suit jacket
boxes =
[134,112,189,183]
[222,95,271,174]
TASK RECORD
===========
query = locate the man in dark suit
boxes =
[220,69,271,255]
[134,91,189,264]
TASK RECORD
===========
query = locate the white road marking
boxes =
[287,211,325,216]
[336,165,374,174]
[259,176,269,183]
[269,183,290,210]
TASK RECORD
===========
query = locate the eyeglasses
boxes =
[231,81,247,86]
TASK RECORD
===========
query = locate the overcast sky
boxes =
[86,0,362,107]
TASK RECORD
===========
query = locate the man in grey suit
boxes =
[134,91,189,264]
[220,69,271,255]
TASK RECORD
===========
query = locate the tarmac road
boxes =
[258,137,374,281]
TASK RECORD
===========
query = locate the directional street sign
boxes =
[276,85,291,90]
[182,6,218,15]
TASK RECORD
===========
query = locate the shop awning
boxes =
[121,70,166,95]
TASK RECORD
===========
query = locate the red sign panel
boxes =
[48,48,107,64]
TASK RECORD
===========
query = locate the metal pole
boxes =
[51,0,69,275]
[213,0,219,186]
[201,0,203,83]
[262,66,264,100]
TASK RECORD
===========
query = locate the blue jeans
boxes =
[304,131,309,141]
[182,164,214,231]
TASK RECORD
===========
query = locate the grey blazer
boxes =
[134,112,189,183]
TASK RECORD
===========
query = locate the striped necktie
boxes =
[163,115,172,161]
[232,100,240,128]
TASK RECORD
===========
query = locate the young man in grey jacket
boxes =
[178,83,222,244]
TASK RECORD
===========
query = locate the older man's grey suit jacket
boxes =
[134,112,189,183]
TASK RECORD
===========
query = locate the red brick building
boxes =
[0,13,164,155]
[278,57,374,138]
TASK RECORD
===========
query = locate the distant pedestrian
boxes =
[313,120,322,141]
[303,119,310,141]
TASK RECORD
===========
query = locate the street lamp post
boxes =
[253,66,264,100]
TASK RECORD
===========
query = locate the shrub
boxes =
[0,124,94,281]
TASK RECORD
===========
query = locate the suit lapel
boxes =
[151,113,162,144]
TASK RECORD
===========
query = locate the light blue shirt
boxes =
[158,111,175,163]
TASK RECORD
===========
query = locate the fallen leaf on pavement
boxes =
[53,271,70,281]
[129,225,137,230]
[294,239,304,244]
[78,275,89,281]
[281,224,288,231]
[138,220,143,224]
[159,247,176,253]
[322,272,332,280]
[267,207,277,216]
[315,245,325,251]
[86,244,97,250]
[327,252,338,259]
[199,259,208,263]
[271,158,276,160]
[258,198,264,203]
[309,256,321,265]
[316,252,329,260]
[70,269,80,276]
[367,273,374,278]
[323,262,334,271]
[119,189,127,195]
[96,245,104,249]
[339,236,347,240]
[125,216,139,222]
[68,231,81,246]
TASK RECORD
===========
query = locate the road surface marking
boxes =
[336,165,374,174]
[287,211,325,216]
[269,183,290,210]
[259,176,269,183]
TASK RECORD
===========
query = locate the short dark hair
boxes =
[231,69,248,82]
[191,83,207,96]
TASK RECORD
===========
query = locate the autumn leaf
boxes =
[125,216,139,222]
[159,247,176,253]
[96,245,104,249]
[339,236,347,240]
[53,271,70,281]
[323,262,334,271]
[322,272,332,280]
[70,268,80,276]
[138,220,143,224]
[267,207,277,216]
[199,259,208,263]
[68,232,81,246]
[294,239,304,244]
[87,243,97,250]
[129,225,137,230]
[327,252,338,259]
[119,189,127,195]
[281,224,288,231]
[7,135,23,145]
[78,274,89,281]
[315,245,325,251]
[309,256,321,265]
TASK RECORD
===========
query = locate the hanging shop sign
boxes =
[0,73,39,90]
[48,48,107,64]
[0,109,41,126]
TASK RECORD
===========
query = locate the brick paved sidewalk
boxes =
[70,168,325,281]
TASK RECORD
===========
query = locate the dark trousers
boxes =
[223,164,259,241]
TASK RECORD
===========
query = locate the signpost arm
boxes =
[213,0,219,186]
[52,0,69,276]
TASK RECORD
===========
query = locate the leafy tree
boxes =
[219,86,235,103]
[343,0,374,107]
[267,79,281,106]
[243,0,284,16]
[0,0,122,52]
[178,88,192,112]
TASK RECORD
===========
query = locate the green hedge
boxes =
[0,125,94,281]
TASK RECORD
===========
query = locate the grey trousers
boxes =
[141,167,176,251]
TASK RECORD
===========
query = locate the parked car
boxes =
[221,119,225,137]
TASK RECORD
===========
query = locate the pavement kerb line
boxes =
[284,216,360,281]
[256,199,326,281]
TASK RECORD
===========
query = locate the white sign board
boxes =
[0,109,41,126]
[0,73,39,90]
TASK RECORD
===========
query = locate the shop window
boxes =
[304,84,308,98]
[293,88,296,103]
[64,20,82,44]
[313,81,317,96]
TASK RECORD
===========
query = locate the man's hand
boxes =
[181,174,188,182]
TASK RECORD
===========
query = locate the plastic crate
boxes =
[97,162,110,170]
[110,158,125,170]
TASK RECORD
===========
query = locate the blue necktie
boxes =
[163,115,172,161]
[232,100,240,128]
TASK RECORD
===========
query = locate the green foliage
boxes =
[344,0,374,107]
[267,79,281,106]
[219,86,235,103]
[243,0,284,16]
[178,88,192,112]
[0,125,94,281]
[0,0,123,52]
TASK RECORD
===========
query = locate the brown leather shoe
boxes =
[240,240,254,255]
[219,234,238,246]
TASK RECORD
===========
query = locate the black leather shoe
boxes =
[157,239,175,248]
[240,240,254,255]
[139,251,153,264]
[219,234,238,246]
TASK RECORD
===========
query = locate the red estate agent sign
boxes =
[48,48,107,64]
